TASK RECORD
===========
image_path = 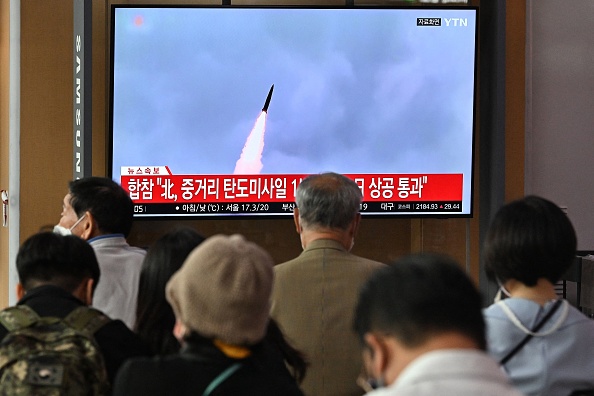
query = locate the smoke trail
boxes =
[234,111,267,174]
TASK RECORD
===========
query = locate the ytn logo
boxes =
[417,18,468,27]
[444,18,468,27]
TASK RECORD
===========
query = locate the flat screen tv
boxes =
[109,5,478,219]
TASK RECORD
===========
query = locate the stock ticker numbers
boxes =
[376,201,462,213]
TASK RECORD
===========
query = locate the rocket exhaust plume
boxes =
[234,85,274,174]
[234,112,266,174]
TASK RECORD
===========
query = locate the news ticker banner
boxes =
[120,167,463,216]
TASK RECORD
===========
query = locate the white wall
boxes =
[526,0,594,250]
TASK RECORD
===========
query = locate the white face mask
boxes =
[52,225,71,236]
[53,213,86,236]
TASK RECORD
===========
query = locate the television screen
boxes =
[109,5,478,218]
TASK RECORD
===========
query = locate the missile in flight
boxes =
[262,84,274,113]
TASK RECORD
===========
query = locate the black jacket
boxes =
[0,285,151,384]
[112,335,304,396]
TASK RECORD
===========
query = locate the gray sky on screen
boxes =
[112,7,476,181]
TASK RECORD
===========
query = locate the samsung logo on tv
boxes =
[417,18,468,27]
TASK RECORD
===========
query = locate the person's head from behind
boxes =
[294,172,362,249]
[353,253,485,388]
[484,195,577,288]
[166,234,274,350]
[135,227,206,355]
[16,232,100,305]
[56,176,134,240]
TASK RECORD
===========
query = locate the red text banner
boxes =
[120,171,463,204]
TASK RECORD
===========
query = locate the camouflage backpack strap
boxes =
[63,306,111,337]
[0,305,42,332]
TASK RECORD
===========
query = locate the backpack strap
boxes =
[63,306,111,337]
[0,305,41,332]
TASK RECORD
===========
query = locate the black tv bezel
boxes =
[107,3,479,220]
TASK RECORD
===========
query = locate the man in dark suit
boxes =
[271,172,385,396]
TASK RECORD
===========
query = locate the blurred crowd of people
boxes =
[1,173,593,396]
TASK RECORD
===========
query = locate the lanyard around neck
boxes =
[498,298,567,337]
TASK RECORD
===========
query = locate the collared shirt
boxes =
[366,349,522,396]
[89,234,146,329]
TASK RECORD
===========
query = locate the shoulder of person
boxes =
[353,255,387,270]
[95,319,151,354]
[273,257,301,274]
[112,356,162,396]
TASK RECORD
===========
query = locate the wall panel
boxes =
[20,1,73,240]
[0,0,10,308]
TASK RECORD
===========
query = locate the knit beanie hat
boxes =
[166,234,274,345]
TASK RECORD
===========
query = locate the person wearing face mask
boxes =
[353,253,522,396]
[483,195,594,396]
[55,176,146,329]
[271,172,385,396]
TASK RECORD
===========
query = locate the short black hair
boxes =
[354,253,486,350]
[483,195,577,286]
[68,177,134,237]
[16,232,100,293]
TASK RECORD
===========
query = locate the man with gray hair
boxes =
[271,172,385,396]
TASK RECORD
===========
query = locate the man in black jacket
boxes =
[0,232,150,385]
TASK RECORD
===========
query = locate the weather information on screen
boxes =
[132,200,463,217]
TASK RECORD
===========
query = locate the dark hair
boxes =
[266,318,308,384]
[483,195,577,286]
[68,177,134,237]
[354,253,486,350]
[16,232,100,293]
[134,227,206,355]
[295,172,362,230]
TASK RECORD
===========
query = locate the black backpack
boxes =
[0,305,111,395]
